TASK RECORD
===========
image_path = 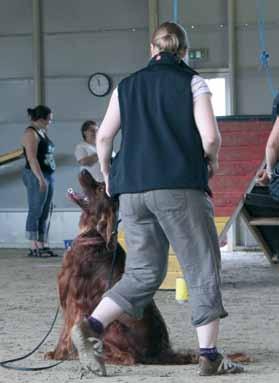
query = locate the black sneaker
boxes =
[71,318,107,377]
[27,249,39,257]
[199,353,244,376]
[39,247,59,257]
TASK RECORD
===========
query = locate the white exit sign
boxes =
[188,48,208,61]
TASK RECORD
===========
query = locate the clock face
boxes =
[88,73,112,97]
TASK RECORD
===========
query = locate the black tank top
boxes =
[24,126,56,174]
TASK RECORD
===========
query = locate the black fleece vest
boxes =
[109,52,209,197]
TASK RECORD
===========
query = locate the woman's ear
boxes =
[150,43,159,57]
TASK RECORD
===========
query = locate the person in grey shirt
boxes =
[74,120,103,182]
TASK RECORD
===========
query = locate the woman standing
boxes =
[22,105,57,257]
[71,22,244,377]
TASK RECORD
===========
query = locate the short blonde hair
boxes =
[151,22,188,57]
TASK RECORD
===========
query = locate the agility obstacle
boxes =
[0,148,23,166]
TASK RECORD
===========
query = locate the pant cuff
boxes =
[25,231,39,241]
[103,289,144,319]
[38,233,48,242]
[192,307,229,327]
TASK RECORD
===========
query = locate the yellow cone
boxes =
[176,277,189,303]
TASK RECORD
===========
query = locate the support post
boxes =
[228,0,236,115]
[148,0,159,42]
[32,0,44,105]
[227,0,239,250]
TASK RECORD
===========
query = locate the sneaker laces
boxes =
[88,337,103,356]
[218,357,242,372]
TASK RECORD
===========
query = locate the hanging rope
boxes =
[256,0,278,98]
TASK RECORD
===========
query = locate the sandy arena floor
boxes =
[0,248,279,383]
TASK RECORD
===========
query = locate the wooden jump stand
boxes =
[218,166,279,268]
[242,184,279,266]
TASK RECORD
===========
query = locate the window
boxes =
[204,77,227,117]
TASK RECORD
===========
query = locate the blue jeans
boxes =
[22,168,54,242]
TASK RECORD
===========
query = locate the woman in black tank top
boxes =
[22,105,57,258]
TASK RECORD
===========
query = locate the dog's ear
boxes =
[96,210,114,248]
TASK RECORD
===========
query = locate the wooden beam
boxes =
[241,207,275,265]
[0,148,23,166]
[249,218,279,226]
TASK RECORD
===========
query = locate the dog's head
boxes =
[68,169,118,247]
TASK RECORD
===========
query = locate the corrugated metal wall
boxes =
[1,0,279,246]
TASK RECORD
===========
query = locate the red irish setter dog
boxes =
[45,169,197,365]
[46,170,252,366]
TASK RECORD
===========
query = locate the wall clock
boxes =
[88,73,112,97]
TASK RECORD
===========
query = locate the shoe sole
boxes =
[199,365,245,376]
[71,324,107,377]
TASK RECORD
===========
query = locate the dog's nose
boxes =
[81,169,91,178]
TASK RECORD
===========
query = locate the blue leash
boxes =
[256,0,278,98]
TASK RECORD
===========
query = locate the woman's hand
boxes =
[39,177,47,192]
[207,159,219,179]
[256,169,270,186]
[103,173,110,196]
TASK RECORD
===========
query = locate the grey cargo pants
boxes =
[104,189,228,326]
